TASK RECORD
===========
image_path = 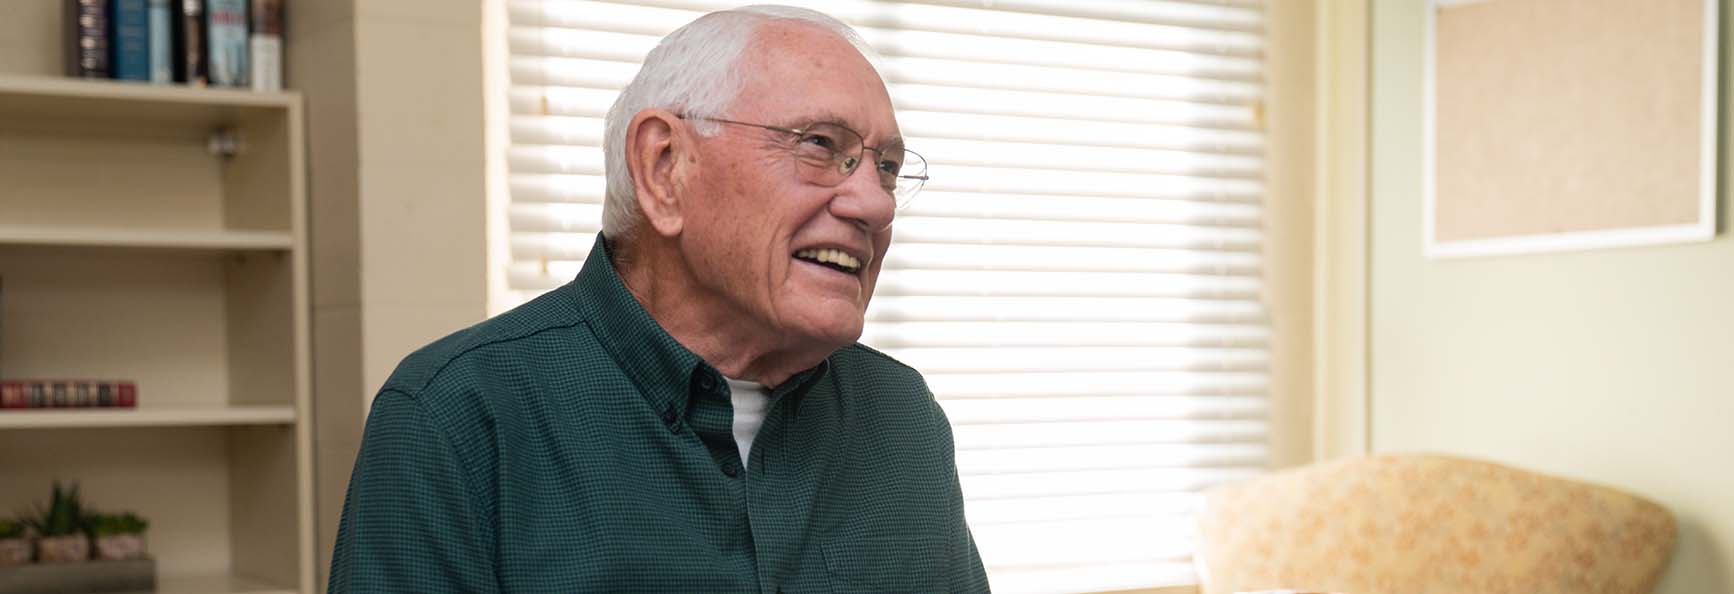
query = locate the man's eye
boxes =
[877,159,903,175]
[800,132,839,150]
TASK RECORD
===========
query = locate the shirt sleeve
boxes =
[934,393,993,593]
[328,389,499,594]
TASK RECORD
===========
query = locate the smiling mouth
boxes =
[794,248,862,275]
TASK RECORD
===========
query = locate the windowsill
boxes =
[1096,586,1200,594]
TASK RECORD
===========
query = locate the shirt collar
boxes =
[564,233,829,423]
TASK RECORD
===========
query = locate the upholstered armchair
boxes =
[1195,454,1676,594]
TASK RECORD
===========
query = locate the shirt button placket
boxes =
[660,406,680,433]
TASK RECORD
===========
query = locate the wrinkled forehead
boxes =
[730,21,899,142]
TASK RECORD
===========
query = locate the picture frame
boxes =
[1424,0,1720,258]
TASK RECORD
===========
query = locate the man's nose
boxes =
[828,158,897,232]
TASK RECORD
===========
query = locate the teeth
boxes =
[795,248,862,272]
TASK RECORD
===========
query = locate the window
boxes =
[491,1,1269,591]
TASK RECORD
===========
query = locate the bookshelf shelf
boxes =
[0,75,298,131]
[0,226,293,251]
[0,405,296,430]
[118,572,297,594]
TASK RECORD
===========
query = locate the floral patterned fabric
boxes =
[1195,454,1675,594]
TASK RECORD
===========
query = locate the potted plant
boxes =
[86,512,149,561]
[26,481,88,563]
[0,517,28,566]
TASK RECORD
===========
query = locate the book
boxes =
[64,0,110,78]
[206,0,247,88]
[148,0,173,83]
[173,0,205,86]
[110,0,151,81]
[0,381,137,410]
[249,0,282,91]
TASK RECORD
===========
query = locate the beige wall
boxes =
[1367,2,1734,592]
[289,1,488,585]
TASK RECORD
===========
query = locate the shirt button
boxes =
[722,462,740,478]
[661,406,680,433]
[697,374,717,393]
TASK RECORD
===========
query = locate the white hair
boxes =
[600,5,877,243]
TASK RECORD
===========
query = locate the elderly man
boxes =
[327,5,989,593]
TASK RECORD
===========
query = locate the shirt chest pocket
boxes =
[819,530,949,594]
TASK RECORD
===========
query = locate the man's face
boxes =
[677,22,900,353]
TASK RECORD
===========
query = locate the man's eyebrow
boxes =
[787,112,904,149]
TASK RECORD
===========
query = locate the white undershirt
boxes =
[725,378,769,463]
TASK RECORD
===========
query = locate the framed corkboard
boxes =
[1425,0,1719,258]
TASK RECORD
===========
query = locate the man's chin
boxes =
[784,313,866,353]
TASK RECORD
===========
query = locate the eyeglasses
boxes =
[685,116,928,208]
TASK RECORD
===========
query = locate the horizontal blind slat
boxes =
[613,0,1265,32]
[953,420,1268,450]
[924,370,1268,398]
[511,0,1265,54]
[961,466,1260,498]
[892,216,1264,250]
[957,443,1269,475]
[511,54,1265,104]
[901,192,1263,225]
[916,137,1264,178]
[882,243,1262,275]
[867,295,1267,323]
[858,320,1269,348]
[903,346,1270,372]
[940,394,1268,424]
[964,492,1204,525]
[871,269,1263,299]
[511,22,1263,80]
[974,516,1197,566]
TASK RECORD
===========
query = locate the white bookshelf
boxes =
[0,75,314,594]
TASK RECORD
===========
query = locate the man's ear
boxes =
[624,109,690,239]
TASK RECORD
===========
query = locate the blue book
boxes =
[148,0,171,83]
[206,0,248,87]
[109,0,150,81]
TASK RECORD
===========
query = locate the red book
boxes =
[0,382,24,409]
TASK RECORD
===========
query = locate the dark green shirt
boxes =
[328,234,990,594]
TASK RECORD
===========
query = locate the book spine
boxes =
[110,0,151,81]
[148,0,172,83]
[174,0,206,86]
[248,0,282,91]
[116,382,138,408]
[206,0,248,88]
[0,382,22,409]
[65,0,110,78]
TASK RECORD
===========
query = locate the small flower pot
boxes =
[0,537,29,566]
[35,534,89,563]
[93,533,146,561]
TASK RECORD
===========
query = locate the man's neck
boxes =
[613,243,829,388]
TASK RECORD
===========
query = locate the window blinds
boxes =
[497,1,1269,592]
